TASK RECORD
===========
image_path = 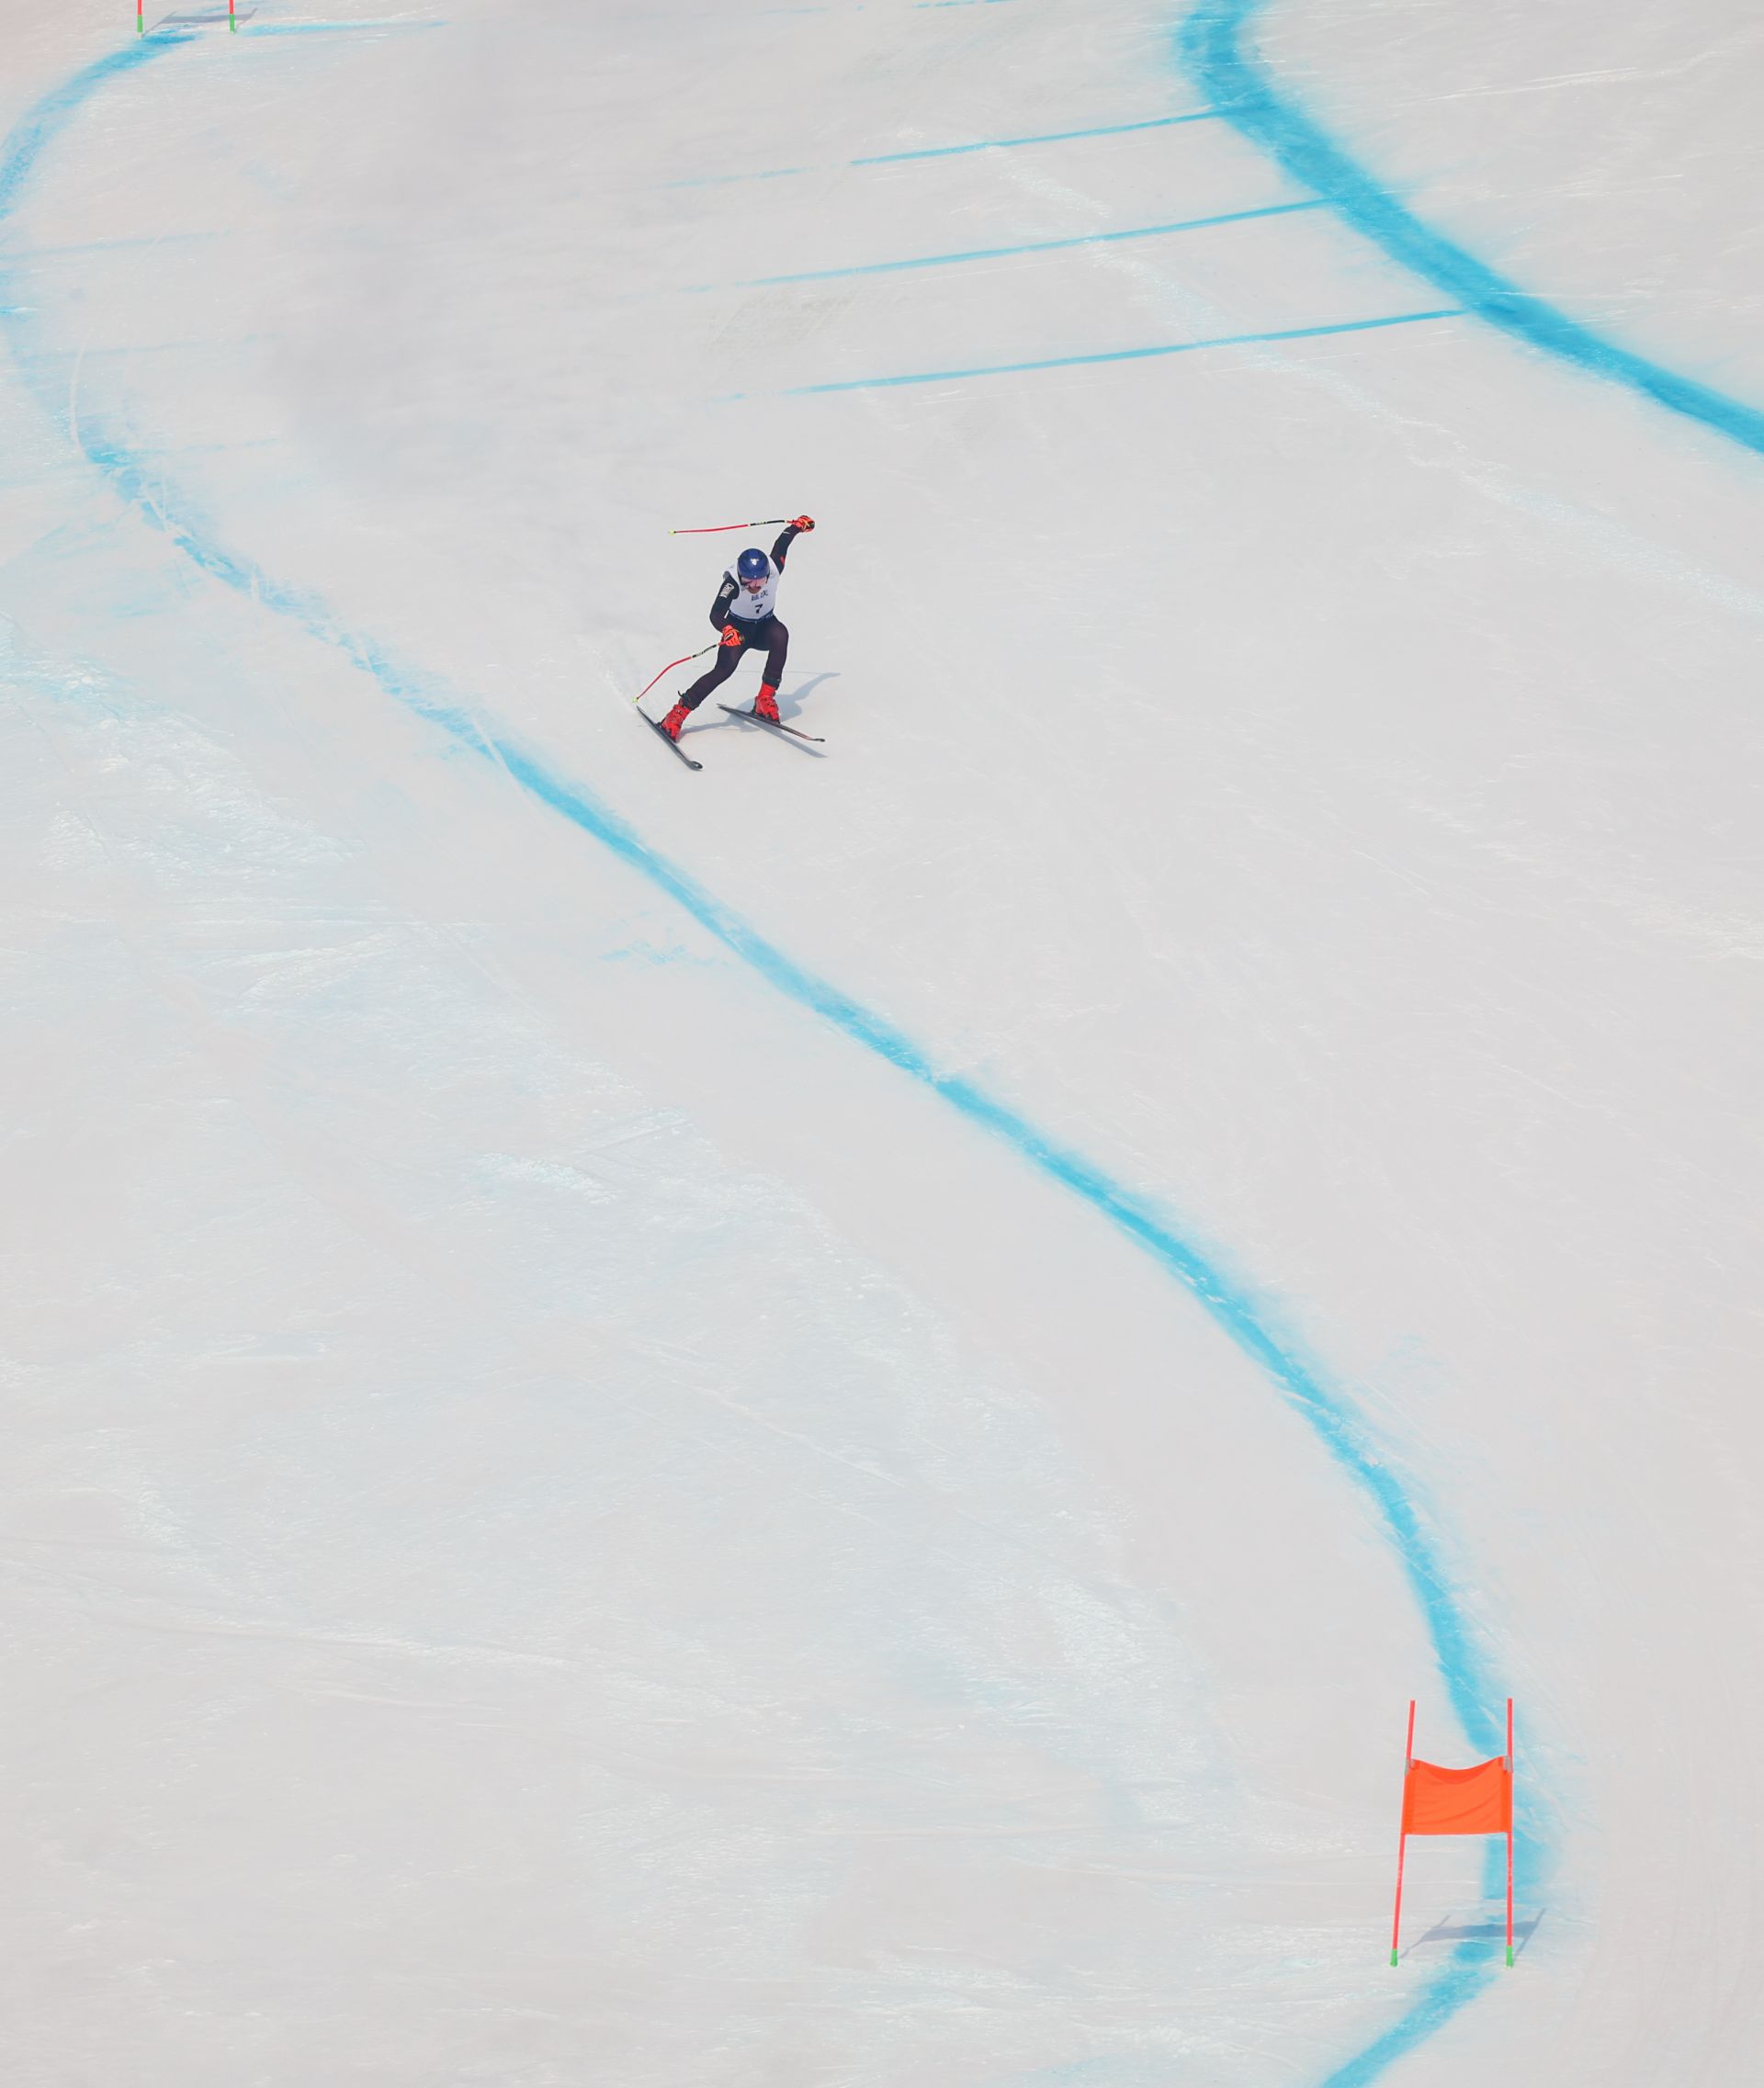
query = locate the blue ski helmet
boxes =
[737,548,769,582]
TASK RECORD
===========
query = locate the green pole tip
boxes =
[1389,1949,1398,1967]
[1506,1946,1515,1967]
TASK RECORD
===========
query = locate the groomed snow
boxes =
[2,2,1760,2082]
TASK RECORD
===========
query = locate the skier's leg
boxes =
[755,619,788,722]
[659,640,744,739]
[677,643,744,711]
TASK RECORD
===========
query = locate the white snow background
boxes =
[1,0,1760,2082]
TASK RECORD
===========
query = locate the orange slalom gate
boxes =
[1389,1699,1515,1966]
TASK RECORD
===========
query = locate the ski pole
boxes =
[669,517,791,536]
[633,642,717,705]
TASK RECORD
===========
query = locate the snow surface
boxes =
[2,1,1760,2082]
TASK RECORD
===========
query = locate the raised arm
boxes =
[771,514,815,568]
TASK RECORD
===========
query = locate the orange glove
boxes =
[792,514,815,532]
[719,622,746,649]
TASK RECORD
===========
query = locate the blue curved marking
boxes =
[1181,0,1764,457]
[0,40,182,223]
[3,35,1519,2085]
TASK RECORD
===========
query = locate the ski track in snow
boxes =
[6,1,1756,2077]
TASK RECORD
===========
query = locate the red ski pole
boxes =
[669,517,791,536]
[632,642,717,706]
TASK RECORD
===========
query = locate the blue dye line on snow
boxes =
[775,308,1460,394]
[722,198,1323,288]
[0,40,182,224]
[1315,1954,1498,2088]
[854,107,1218,164]
[657,110,1221,191]
[1180,0,1764,458]
[1,35,1526,2088]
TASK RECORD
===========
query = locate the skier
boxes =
[656,515,816,740]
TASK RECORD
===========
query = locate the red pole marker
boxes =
[669,517,791,536]
[1389,1699,1415,1965]
[1505,1698,1515,1967]
[632,643,717,706]
[138,0,144,33]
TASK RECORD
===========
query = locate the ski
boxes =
[718,704,825,744]
[642,712,702,769]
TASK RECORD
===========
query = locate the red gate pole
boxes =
[1505,1699,1515,1967]
[1389,1699,1416,1964]
[230,0,236,28]
[138,0,144,34]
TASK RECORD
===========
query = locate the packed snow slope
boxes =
[2,1,1760,2083]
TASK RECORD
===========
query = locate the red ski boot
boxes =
[658,701,690,740]
[754,684,781,724]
